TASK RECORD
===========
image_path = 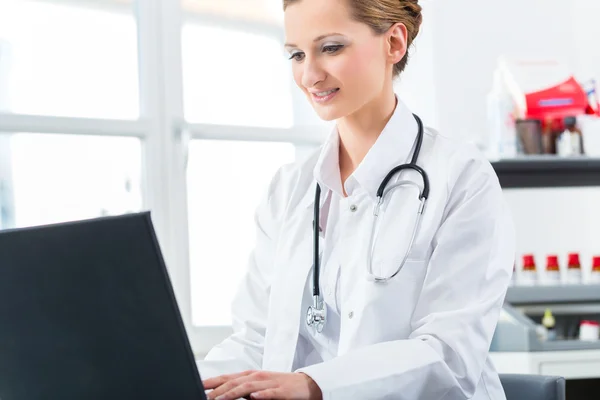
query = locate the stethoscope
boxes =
[306,113,430,333]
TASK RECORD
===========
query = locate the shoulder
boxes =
[261,146,321,218]
[424,127,500,196]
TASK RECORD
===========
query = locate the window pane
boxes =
[0,133,142,230]
[181,0,283,25]
[187,140,295,326]
[0,0,139,119]
[181,23,293,128]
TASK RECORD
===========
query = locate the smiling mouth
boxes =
[311,88,340,103]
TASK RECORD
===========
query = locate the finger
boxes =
[215,380,276,400]
[250,388,282,399]
[207,373,270,400]
[203,371,255,390]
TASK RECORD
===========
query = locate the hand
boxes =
[203,370,322,400]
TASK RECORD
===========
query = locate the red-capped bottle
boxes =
[566,253,582,285]
[591,256,600,284]
[520,254,537,286]
[544,255,561,285]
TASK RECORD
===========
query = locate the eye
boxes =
[288,51,305,62]
[323,44,343,54]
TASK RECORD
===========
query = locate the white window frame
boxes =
[0,0,327,357]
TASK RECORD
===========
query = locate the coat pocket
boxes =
[352,259,429,343]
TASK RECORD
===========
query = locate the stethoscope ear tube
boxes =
[377,164,429,200]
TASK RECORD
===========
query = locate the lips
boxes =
[311,88,340,103]
[314,88,338,97]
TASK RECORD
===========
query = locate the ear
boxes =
[386,23,408,65]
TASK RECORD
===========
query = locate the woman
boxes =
[200,0,515,399]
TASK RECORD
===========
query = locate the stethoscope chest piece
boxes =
[306,296,327,333]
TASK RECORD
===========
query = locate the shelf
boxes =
[506,284,600,305]
[491,157,600,188]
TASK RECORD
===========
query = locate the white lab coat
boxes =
[198,100,516,400]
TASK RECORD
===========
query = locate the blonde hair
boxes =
[283,0,422,77]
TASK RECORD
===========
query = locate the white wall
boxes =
[571,0,600,83]
[395,0,438,130]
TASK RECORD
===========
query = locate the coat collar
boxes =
[302,96,420,209]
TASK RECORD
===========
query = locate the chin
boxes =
[311,103,347,121]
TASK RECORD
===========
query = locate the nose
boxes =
[301,56,326,89]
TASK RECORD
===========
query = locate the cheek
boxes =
[334,47,384,86]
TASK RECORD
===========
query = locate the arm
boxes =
[297,153,516,399]
[197,170,282,380]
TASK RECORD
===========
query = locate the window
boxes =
[187,140,295,326]
[0,0,139,119]
[0,0,144,234]
[181,24,293,128]
[1,133,142,229]
[179,0,326,343]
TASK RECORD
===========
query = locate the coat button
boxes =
[348,311,354,319]
[349,204,357,212]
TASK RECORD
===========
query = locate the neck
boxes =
[337,88,397,185]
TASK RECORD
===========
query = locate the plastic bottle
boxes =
[591,256,600,284]
[519,254,538,286]
[487,69,517,159]
[566,253,583,285]
[542,309,557,341]
[543,255,561,286]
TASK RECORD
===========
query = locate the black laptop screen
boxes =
[0,212,205,400]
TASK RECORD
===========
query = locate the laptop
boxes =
[0,212,207,400]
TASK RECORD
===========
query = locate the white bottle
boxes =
[487,69,517,159]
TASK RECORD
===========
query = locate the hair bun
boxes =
[403,0,422,16]
[400,0,423,31]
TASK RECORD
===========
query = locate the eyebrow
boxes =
[284,32,345,48]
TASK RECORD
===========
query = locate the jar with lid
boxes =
[519,254,538,286]
[591,256,600,284]
[566,253,583,285]
[543,255,561,285]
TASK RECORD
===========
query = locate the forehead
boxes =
[284,0,357,40]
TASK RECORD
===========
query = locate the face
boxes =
[284,0,400,121]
